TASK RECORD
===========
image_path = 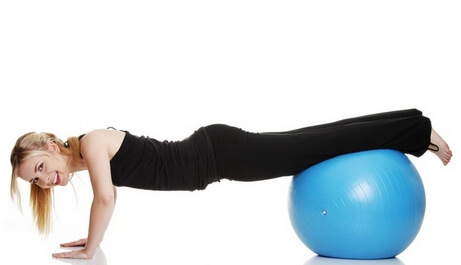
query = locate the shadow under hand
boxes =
[305,256,406,265]
[55,247,107,265]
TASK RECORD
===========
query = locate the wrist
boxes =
[83,247,96,258]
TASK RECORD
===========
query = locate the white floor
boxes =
[1,1,460,264]
[2,159,460,265]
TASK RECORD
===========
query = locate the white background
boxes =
[0,1,459,264]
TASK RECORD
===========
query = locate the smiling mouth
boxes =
[52,172,60,185]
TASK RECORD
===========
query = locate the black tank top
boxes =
[110,127,218,191]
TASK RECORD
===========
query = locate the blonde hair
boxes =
[10,132,81,234]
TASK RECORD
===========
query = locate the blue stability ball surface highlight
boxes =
[288,149,426,259]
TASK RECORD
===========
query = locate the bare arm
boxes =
[53,130,117,259]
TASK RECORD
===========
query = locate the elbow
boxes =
[94,194,115,207]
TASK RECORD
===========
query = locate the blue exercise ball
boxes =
[289,149,426,259]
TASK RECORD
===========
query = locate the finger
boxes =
[60,242,83,247]
[60,238,86,247]
[52,249,90,259]
[52,251,74,259]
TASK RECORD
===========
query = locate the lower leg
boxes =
[279,109,424,134]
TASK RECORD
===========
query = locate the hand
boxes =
[52,248,92,259]
[59,238,87,248]
[52,238,93,259]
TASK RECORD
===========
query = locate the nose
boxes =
[36,173,51,187]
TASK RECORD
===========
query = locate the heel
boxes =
[428,143,439,152]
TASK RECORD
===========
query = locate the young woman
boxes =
[10,109,452,259]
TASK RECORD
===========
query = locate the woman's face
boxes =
[17,144,71,189]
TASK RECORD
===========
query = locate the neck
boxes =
[65,154,87,173]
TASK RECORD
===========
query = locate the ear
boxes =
[47,141,60,153]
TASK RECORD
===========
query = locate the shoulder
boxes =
[80,129,126,160]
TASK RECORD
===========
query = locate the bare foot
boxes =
[428,129,452,166]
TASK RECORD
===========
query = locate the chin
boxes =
[61,177,70,186]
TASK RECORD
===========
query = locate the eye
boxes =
[38,163,43,172]
[32,177,39,185]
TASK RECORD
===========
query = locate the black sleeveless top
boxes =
[110,127,218,191]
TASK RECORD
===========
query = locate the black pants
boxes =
[205,109,431,182]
